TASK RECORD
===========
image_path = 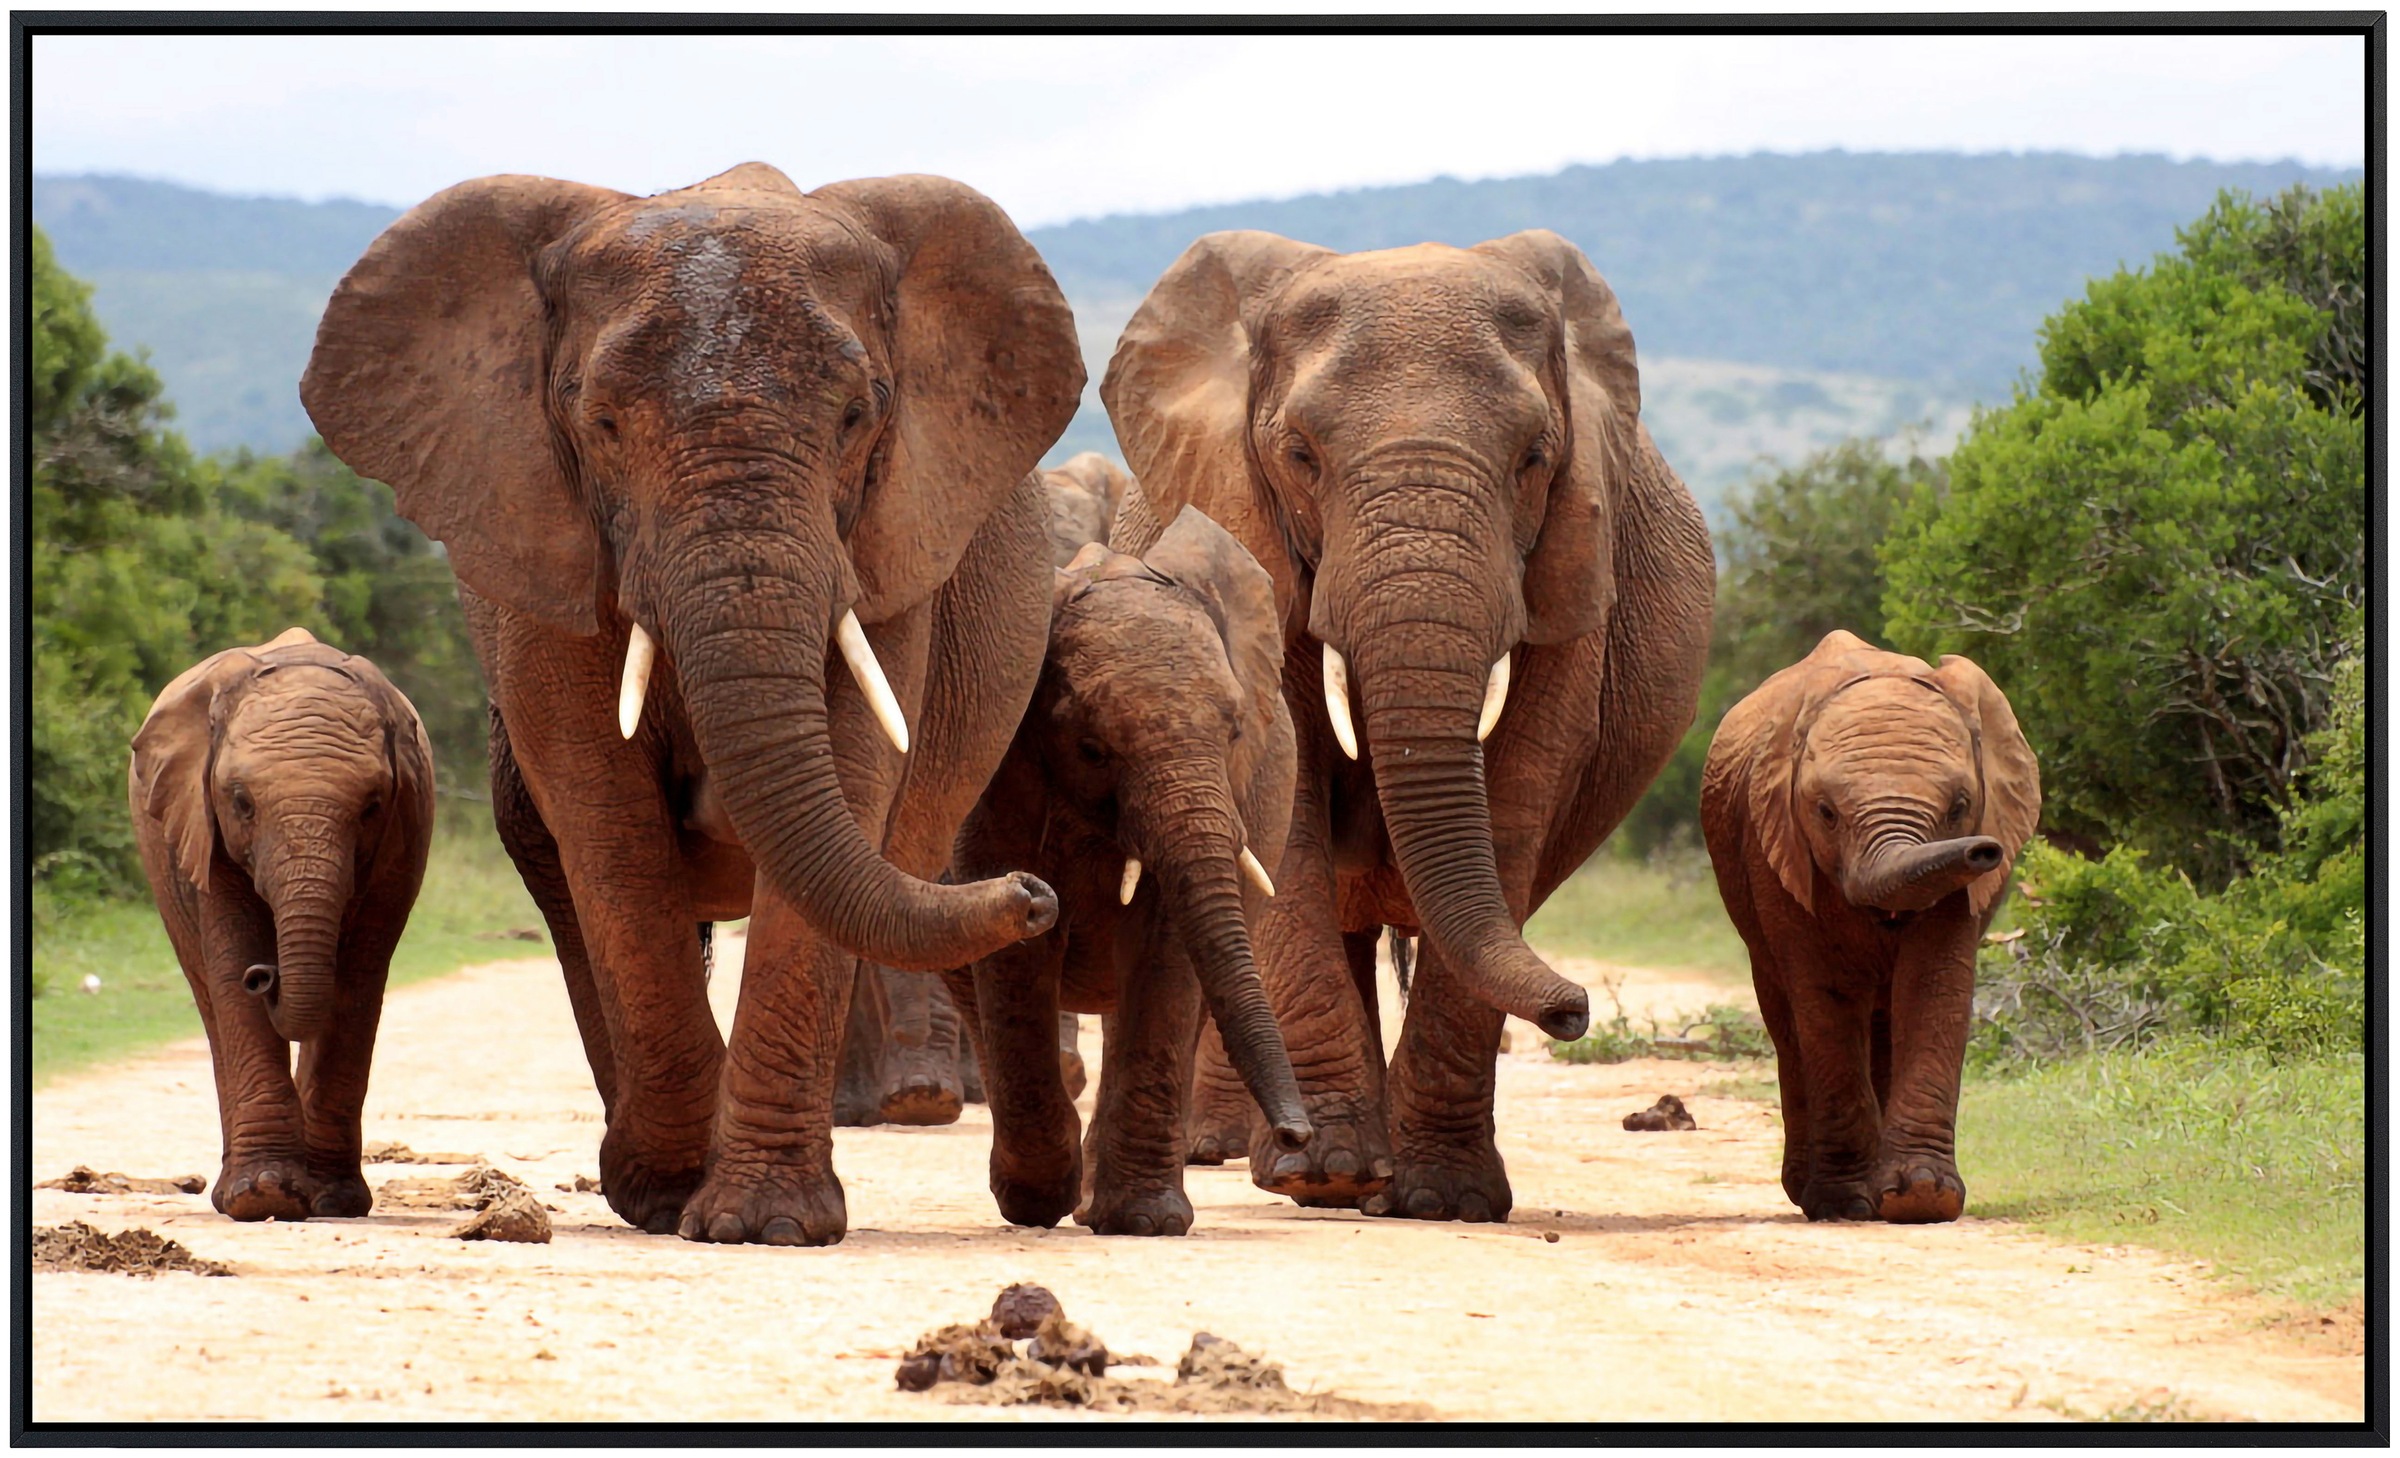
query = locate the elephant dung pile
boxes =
[376,1164,553,1243]
[37,1165,208,1196]
[362,1141,483,1166]
[1623,1094,1699,1132]
[34,1222,230,1277]
[894,1285,1427,1418]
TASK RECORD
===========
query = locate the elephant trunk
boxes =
[660,526,1054,972]
[1325,481,1590,1042]
[1129,766,1312,1149]
[257,821,352,1043]
[1844,834,2005,913]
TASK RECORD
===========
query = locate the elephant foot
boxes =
[1361,1144,1512,1223]
[959,1032,986,1105]
[992,1164,1080,1229]
[599,1127,707,1235]
[1250,1109,1391,1208]
[1798,1177,1879,1222]
[677,1159,848,1247]
[1875,1161,1966,1224]
[1076,1183,1193,1237]
[306,1166,373,1219]
[837,1037,968,1128]
[1186,1082,1258,1166]
[1060,1042,1088,1104]
[214,1156,316,1222]
[878,1076,965,1127]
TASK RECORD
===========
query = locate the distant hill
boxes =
[36,152,2356,515]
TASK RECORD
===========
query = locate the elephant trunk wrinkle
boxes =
[1163,856,1311,1149]
[1845,833,2004,913]
[263,871,349,1044]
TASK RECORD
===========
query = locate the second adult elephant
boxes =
[304,165,1084,1244]
[1103,230,1715,1220]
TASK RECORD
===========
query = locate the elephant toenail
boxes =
[676,1212,703,1240]
[1459,1193,1491,1222]
[1361,1192,1392,1216]
[1126,1214,1152,1236]
[1369,1157,1395,1181]
[708,1212,746,1243]
[1272,1152,1308,1180]
[1406,1187,1442,1218]
[759,1216,804,1246]
[1323,1149,1361,1179]
[646,1208,683,1235]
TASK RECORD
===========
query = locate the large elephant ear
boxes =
[1102,231,1330,617]
[1933,653,2043,918]
[302,176,629,635]
[341,652,439,867]
[130,647,262,892]
[812,175,1085,624]
[1714,630,1882,914]
[1472,230,1645,645]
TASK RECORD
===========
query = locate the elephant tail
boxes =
[1387,927,1415,1004]
[698,921,715,984]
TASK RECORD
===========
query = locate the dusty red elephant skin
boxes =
[302,165,1085,1245]
[127,628,436,1224]
[1700,630,2041,1224]
[948,507,1306,1238]
[1101,231,1717,1222]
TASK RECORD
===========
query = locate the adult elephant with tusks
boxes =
[1102,230,1714,1221]
[302,165,1084,1245]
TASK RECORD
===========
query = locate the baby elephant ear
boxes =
[1934,654,2042,918]
[129,647,260,892]
[343,652,438,863]
[1143,506,1285,728]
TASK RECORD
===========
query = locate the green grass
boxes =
[1705,1039,2364,1310]
[1957,1040,2364,1309]
[1525,847,1747,977]
[31,804,546,1084]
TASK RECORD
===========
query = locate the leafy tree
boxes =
[1613,439,1942,856]
[1881,184,2364,885]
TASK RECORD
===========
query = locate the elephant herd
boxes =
[122,164,2039,1248]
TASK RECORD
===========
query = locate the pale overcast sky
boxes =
[34,33,2366,226]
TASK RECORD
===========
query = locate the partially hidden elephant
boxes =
[302,165,1084,1245]
[949,505,1309,1235]
[128,627,434,1221]
[1101,231,1716,1221]
[829,451,1138,1126]
[1701,630,2039,1223]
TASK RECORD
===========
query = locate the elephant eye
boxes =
[1950,794,1971,822]
[229,784,255,820]
[1077,737,1112,767]
[842,398,869,431]
[592,409,619,438]
[1286,442,1317,475]
[362,794,383,821]
[1816,801,1836,826]
[1520,445,1547,475]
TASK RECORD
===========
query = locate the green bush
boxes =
[1883,184,2364,885]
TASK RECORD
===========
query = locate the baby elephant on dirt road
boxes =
[129,628,435,1220]
[948,506,1311,1236]
[1701,631,2039,1224]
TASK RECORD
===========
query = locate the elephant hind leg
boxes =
[1185,1012,1259,1164]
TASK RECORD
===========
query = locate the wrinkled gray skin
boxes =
[1702,631,2040,1223]
[949,507,1306,1236]
[129,628,434,1221]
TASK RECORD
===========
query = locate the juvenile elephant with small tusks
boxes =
[1102,230,1715,1221]
[948,506,1309,1235]
[129,628,434,1220]
[832,451,1143,1125]
[1701,631,2040,1223]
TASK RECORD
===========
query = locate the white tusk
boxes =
[1477,653,1512,743]
[1119,857,1142,906]
[1239,846,1277,899]
[1322,642,1359,760]
[836,609,910,754]
[619,624,656,739]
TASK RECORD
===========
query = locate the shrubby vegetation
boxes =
[31,228,487,903]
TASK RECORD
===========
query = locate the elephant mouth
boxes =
[1873,910,1918,931]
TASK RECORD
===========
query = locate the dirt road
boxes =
[31,936,2363,1423]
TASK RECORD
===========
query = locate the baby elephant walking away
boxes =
[128,627,435,1220]
[1701,631,2039,1223]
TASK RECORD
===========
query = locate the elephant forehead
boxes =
[1055,591,1241,722]
[1808,680,1973,765]
[1278,247,1554,343]
[220,676,387,763]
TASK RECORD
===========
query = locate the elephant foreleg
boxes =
[1078,944,1203,1236]
[295,948,389,1218]
[196,878,315,1221]
[973,935,1081,1229]
[681,879,854,1246]
[1185,1011,1260,1164]
[1783,946,1884,1222]
[1873,912,1980,1223]
[1366,937,1511,1222]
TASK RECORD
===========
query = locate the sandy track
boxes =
[31,937,2362,1423]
